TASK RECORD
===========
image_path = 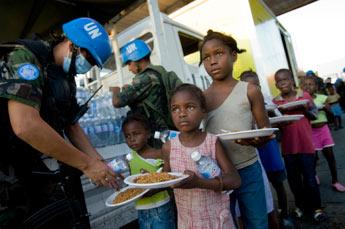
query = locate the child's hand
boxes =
[171,170,200,189]
[140,168,150,174]
[110,86,121,94]
[235,134,275,147]
[279,104,307,112]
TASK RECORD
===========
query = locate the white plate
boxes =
[124,172,189,189]
[277,99,309,109]
[217,128,279,141]
[265,104,277,111]
[105,186,149,207]
[269,115,304,124]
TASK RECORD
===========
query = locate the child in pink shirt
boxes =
[162,84,241,229]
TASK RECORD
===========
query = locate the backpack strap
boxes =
[141,65,172,128]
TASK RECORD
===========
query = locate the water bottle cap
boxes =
[191,151,201,161]
[126,153,133,161]
[154,131,161,139]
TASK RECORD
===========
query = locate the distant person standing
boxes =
[334,68,345,111]
[306,70,326,94]
[326,83,343,130]
[112,39,181,147]
[304,76,345,192]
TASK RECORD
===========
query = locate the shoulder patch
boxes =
[17,63,39,81]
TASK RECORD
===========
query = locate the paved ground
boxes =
[281,115,345,228]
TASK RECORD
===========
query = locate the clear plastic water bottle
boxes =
[108,153,133,175]
[191,151,221,179]
[154,130,180,143]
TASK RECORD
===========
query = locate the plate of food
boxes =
[269,115,304,124]
[217,128,279,141]
[277,99,309,109]
[105,186,149,207]
[124,172,189,189]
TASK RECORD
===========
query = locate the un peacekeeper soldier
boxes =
[0,17,119,228]
[111,39,182,146]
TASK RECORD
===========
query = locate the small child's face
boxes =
[327,87,335,95]
[303,78,317,95]
[123,121,150,152]
[275,72,294,94]
[171,91,204,133]
[201,39,236,81]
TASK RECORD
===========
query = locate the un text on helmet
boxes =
[84,22,102,39]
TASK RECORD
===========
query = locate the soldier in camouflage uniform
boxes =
[0,18,118,228]
[112,39,182,147]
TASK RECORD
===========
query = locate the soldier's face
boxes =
[123,121,150,151]
[170,90,205,133]
[128,61,139,74]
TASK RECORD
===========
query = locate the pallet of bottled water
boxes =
[77,88,130,148]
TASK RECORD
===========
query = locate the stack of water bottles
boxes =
[77,88,130,148]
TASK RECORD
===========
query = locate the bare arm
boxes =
[235,84,273,146]
[248,84,271,128]
[214,139,241,190]
[8,100,117,187]
[65,123,103,160]
[161,141,171,172]
[110,86,121,107]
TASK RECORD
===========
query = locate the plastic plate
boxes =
[217,128,279,141]
[269,115,304,124]
[105,186,149,207]
[124,172,189,189]
[277,99,309,109]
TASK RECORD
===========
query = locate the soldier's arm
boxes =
[64,123,103,160]
[116,72,158,106]
[8,100,117,187]
[111,86,121,107]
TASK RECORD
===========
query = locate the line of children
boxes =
[273,68,326,222]
[303,76,345,192]
[240,70,293,228]
[201,30,271,229]
[162,83,241,228]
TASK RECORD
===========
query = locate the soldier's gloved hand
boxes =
[83,158,120,189]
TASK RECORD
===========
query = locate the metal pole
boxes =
[110,24,124,87]
[147,0,166,65]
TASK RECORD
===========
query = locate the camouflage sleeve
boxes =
[0,46,44,110]
[118,71,159,106]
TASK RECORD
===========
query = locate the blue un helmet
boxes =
[120,39,151,64]
[306,70,315,76]
[62,17,112,68]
